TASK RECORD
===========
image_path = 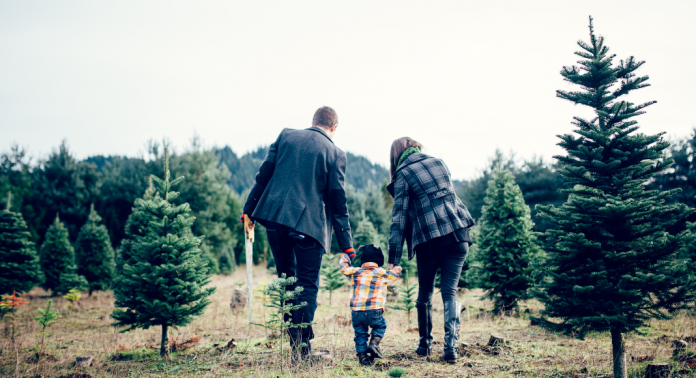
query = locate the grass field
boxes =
[2,264,696,378]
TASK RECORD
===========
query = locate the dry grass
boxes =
[2,265,696,377]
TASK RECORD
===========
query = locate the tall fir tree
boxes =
[0,192,44,295]
[75,204,116,295]
[111,148,215,357]
[31,140,99,245]
[471,169,544,313]
[533,18,695,378]
[172,136,235,260]
[39,215,87,295]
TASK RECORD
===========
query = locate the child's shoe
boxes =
[357,352,372,365]
[367,335,383,359]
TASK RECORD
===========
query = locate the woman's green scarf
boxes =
[397,147,421,169]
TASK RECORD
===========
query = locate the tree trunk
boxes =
[160,324,168,357]
[611,328,627,378]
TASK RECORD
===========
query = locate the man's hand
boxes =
[241,214,255,228]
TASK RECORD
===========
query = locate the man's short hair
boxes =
[312,106,338,128]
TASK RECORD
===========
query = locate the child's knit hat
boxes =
[359,244,384,267]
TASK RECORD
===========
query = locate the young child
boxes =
[340,244,402,365]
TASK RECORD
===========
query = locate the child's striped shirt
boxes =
[339,253,402,311]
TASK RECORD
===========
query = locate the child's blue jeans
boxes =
[352,309,387,353]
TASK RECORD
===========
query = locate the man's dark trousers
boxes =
[264,221,323,348]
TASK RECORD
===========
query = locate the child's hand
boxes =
[343,247,356,259]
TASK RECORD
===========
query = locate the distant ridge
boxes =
[216,146,390,193]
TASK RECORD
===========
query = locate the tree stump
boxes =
[645,363,669,378]
[673,339,689,357]
[230,287,247,311]
[487,334,505,347]
[387,286,400,298]
[74,355,93,367]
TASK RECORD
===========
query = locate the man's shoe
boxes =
[367,335,383,359]
[357,352,372,366]
[442,301,461,364]
[415,302,433,356]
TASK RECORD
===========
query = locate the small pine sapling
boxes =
[63,288,81,311]
[321,255,346,305]
[262,274,311,364]
[1,291,28,377]
[33,299,59,363]
[388,271,418,325]
[0,291,28,339]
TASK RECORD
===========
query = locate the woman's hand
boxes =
[389,264,394,270]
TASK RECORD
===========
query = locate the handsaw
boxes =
[244,214,255,323]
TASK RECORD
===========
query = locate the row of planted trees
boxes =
[0,192,114,297]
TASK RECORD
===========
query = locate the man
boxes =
[242,106,354,357]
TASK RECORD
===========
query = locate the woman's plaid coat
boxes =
[386,153,475,265]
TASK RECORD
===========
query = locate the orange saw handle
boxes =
[244,214,255,243]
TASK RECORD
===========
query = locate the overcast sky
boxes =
[1,1,694,180]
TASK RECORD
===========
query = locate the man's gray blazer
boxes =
[243,127,353,252]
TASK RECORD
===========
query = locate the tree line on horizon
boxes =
[2,126,696,265]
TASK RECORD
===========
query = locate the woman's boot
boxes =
[415,302,433,356]
[442,301,461,363]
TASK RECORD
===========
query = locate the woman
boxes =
[386,137,475,363]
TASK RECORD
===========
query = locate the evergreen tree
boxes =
[0,145,39,241]
[39,215,87,295]
[459,151,517,221]
[31,140,99,244]
[533,18,695,378]
[363,184,391,235]
[75,204,116,295]
[459,151,567,232]
[116,180,157,272]
[0,192,44,295]
[54,268,89,295]
[172,136,235,260]
[352,216,385,267]
[218,245,235,275]
[649,128,696,232]
[472,169,544,313]
[200,243,219,275]
[387,271,417,325]
[94,155,153,246]
[111,148,216,357]
[262,273,311,366]
[320,255,346,305]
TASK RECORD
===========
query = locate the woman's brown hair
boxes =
[390,137,424,178]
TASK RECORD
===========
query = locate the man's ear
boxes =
[331,124,338,132]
